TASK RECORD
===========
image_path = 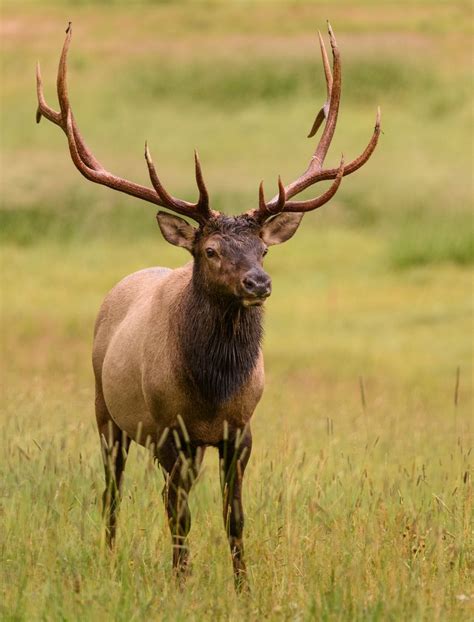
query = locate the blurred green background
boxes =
[2,0,472,259]
[1,1,472,620]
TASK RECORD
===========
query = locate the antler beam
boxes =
[36,23,214,225]
[247,23,381,223]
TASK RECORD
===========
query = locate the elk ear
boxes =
[260,212,304,246]
[156,212,196,252]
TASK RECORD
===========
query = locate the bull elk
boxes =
[36,23,380,590]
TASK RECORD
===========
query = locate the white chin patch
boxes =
[242,298,264,307]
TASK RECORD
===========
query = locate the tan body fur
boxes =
[93,264,265,448]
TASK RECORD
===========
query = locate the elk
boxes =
[36,23,380,590]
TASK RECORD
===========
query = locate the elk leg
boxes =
[95,387,130,548]
[218,429,252,592]
[157,433,201,580]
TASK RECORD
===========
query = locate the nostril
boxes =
[243,277,256,292]
[260,281,272,297]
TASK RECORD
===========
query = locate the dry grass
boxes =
[1,234,472,620]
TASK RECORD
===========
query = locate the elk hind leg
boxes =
[95,387,130,547]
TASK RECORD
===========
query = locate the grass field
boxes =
[1,1,473,620]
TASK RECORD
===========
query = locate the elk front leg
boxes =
[157,432,201,581]
[218,428,252,592]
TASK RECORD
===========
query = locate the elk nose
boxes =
[242,269,272,298]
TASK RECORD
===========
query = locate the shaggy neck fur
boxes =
[178,269,263,407]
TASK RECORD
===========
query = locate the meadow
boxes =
[1,1,473,620]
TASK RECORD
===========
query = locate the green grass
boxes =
[1,1,473,620]
[389,212,474,269]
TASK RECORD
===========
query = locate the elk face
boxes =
[156,212,304,307]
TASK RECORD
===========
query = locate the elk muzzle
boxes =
[241,269,271,306]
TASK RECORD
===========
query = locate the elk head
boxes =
[36,23,381,308]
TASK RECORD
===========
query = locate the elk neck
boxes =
[176,266,263,407]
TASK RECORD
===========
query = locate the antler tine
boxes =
[37,24,215,225]
[56,22,72,118]
[312,22,341,169]
[37,22,103,171]
[36,61,61,125]
[144,142,208,221]
[252,176,286,222]
[194,150,213,217]
[256,177,286,221]
[319,30,333,99]
[276,176,286,210]
[144,142,172,204]
[258,181,266,212]
[307,31,333,139]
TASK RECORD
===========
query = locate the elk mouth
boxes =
[241,294,270,307]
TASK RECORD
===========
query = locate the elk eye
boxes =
[205,247,216,258]
[262,247,268,257]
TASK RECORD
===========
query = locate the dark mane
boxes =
[178,284,263,407]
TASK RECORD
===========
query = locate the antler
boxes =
[247,23,381,223]
[36,23,215,225]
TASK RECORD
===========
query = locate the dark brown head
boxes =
[156,211,303,307]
